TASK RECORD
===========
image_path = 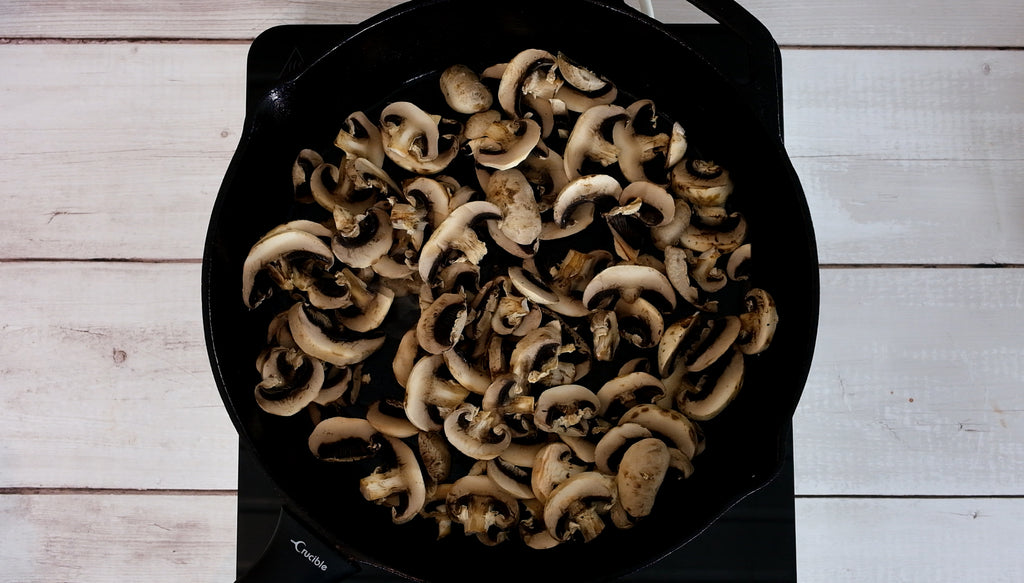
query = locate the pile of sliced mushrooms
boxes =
[241,48,778,548]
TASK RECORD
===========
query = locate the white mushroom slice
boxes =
[483,168,542,245]
[500,440,547,468]
[680,212,748,253]
[551,173,622,229]
[613,100,673,184]
[581,264,677,313]
[444,403,512,460]
[510,321,564,385]
[617,181,675,227]
[553,53,617,113]
[404,354,470,432]
[689,248,728,293]
[379,101,460,175]
[670,158,734,209]
[469,118,542,171]
[308,417,383,462]
[596,372,667,423]
[666,122,688,168]
[736,288,778,355]
[534,384,601,437]
[726,243,752,281]
[520,498,561,550]
[614,298,665,349]
[465,109,502,140]
[439,64,493,114]
[497,48,558,118]
[563,105,627,180]
[359,436,427,524]
[589,309,619,362]
[313,364,356,406]
[344,156,402,203]
[520,141,569,203]
[402,176,452,229]
[337,284,394,333]
[292,148,324,203]
[543,472,616,543]
[416,292,468,355]
[418,200,502,283]
[594,423,654,475]
[617,438,670,519]
[242,228,333,309]
[651,199,692,250]
[442,347,491,395]
[308,162,353,211]
[618,404,700,460]
[531,442,588,503]
[286,303,385,367]
[486,220,538,259]
[393,327,421,388]
[366,399,419,438]
[507,265,559,305]
[254,346,325,416]
[678,349,745,421]
[482,376,536,429]
[446,475,520,546]
[334,111,385,168]
[418,430,452,486]
[489,295,541,336]
[331,206,393,269]
[487,458,535,499]
[420,484,454,539]
[663,246,716,312]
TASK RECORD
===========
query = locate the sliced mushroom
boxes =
[359,436,427,524]
[487,457,535,500]
[657,313,741,375]
[670,158,734,212]
[402,176,453,230]
[677,348,745,421]
[596,372,667,423]
[440,64,493,114]
[393,328,421,388]
[417,292,468,354]
[242,228,333,309]
[616,437,670,519]
[616,181,676,227]
[334,111,385,167]
[313,364,357,406]
[726,243,752,281]
[255,346,325,416]
[379,101,461,175]
[594,422,654,475]
[689,248,728,293]
[680,212,748,253]
[618,404,700,460]
[331,205,394,269]
[651,199,692,250]
[308,416,383,462]
[483,168,543,245]
[418,200,502,283]
[404,354,471,432]
[736,288,778,355]
[563,105,627,179]
[613,100,673,184]
[292,148,324,203]
[469,118,542,171]
[443,402,512,460]
[420,483,454,539]
[589,309,619,362]
[551,173,622,230]
[534,384,601,437]
[581,264,677,313]
[418,430,452,486]
[286,302,386,367]
[446,474,520,546]
[519,498,561,549]
[511,321,570,387]
[553,52,617,113]
[543,472,616,543]
[614,298,665,349]
[530,441,588,503]
[663,246,717,312]
[497,48,558,119]
[366,399,419,438]
[442,347,492,395]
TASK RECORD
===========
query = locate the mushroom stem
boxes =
[569,501,606,542]
[359,468,408,501]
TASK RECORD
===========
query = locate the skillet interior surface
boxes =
[203,0,819,581]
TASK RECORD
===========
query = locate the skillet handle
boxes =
[236,507,360,583]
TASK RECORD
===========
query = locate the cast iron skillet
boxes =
[203,0,819,581]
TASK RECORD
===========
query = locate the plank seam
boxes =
[0,487,236,496]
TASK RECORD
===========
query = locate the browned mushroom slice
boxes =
[581,264,677,313]
[379,101,461,175]
[589,309,619,362]
[530,441,588,503]
[418,200,502,283]
[543,472,616,543]
[308,416,383,462]
[446,475,521,546]
[596,372,667,423]
[286,302,386,367]
[359,436,427,524]
[677,348,745,421]
[443,403,512,460]
[241,227,333,309]
[593,422,654,475]
[658,313,741,376]
[487,457,535,500]
[735,288,778,355]
[417,292,469,355]
[439,64,493,114]
[680,212,748,254]
[617,438,671,519]
[254,346,325,416]
[563,105,627,179]
[534,384,601,437]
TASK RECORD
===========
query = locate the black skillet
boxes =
[202,0,819,581]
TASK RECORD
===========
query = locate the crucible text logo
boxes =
[290,539,329,572]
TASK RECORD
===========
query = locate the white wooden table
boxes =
[2,1,1022,581]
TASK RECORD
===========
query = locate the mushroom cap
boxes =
[736,288,778,355]
[594,422,654,475]
[618,404,700,460]
[439,64,493,114]
[616,437,670,519]
[308,416,383,462]
[582,264,677,313]
[596,371,667,422]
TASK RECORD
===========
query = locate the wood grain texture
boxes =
[795,268,1024,496]
[795,497,1024,582]
[0,493,236,583]
[0,0,1021,46]
[0,262,237,490]
[0,44,1021,264]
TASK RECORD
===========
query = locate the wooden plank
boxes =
[2,262,1022,495]
[0,0,1021,47]
[0,262,238,490]
[0,493,236,583]
[0,43,247,261]
[795,268,1024,496]
[2,494,1020,582]
[794,497,1024,582]
[1,44,1021,264]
